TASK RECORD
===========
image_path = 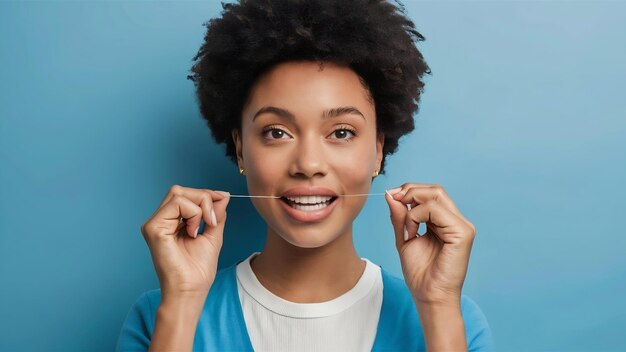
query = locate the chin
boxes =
[277,229,342,249]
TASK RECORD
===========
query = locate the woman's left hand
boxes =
[384,183,477,305]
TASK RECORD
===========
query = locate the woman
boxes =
[117,1,493,351]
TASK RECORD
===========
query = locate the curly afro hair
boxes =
[187,0,430,174]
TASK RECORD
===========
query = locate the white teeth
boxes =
[284,195,335,212]
[292,203,327,212]
[285,195,332,204]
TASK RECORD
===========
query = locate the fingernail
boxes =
[404,226,409,242]
[194,227,199,238]
[385,190,392,198]
[216,191,230,197]
[388,187,402,195]
[211,209,217,227]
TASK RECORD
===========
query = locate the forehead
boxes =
[242,61,374,122]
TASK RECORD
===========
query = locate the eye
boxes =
[330,128,356,140]
[262,127,291,140]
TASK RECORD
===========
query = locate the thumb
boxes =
[385,190,409,249]
[211,191,230,232]
[201,191,230,248]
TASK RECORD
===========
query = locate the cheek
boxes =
[337,165,370,190]
[244,147,285,193]
[331,144,377,187]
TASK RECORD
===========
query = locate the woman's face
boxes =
[233,60,383,248]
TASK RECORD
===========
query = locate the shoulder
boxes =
[126,288,161,328]
[459,295,495,351]
[115,288,161,351]
[379,266,414,308]
[379,267,409,292]
[209,263,238,293]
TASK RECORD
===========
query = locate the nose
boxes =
[288,134,328,179]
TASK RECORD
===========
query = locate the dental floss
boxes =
[227,192,419,239]
[227,192,388,198]
[228,195,281,198]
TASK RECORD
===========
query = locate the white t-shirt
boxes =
[236,252,383,352]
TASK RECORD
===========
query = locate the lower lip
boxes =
[279,197,339,222]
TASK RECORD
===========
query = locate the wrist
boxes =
[414,299,467,351]
[411,288,461,307]
[149,295,207,352]
[414,296,461,308]
[159,293,207,319]
[161,281,212,300]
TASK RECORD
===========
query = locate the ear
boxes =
[231,129,244,167]
[375,132,384,171]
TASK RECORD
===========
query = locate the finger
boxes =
[389,183,473,230]
[390,183,461,216]
[176,192,215,239]
[158,184,229,210]
[403,206,424,242]
[199,191,230,237]
[404,211,420,242]
[198,192,230,251]
[404,200,475,245]
[169,195,208,239]
[186,189,232,238]
[157,186,230,234]
[196,194,215,235]
[145,194,209,241]
[385,190,411,249]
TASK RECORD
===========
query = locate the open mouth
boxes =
[280,195,338,212]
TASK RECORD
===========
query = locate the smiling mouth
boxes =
[280,195,338,211]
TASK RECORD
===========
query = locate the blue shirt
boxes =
[116,259,494,351]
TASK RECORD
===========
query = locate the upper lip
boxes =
[281,187,338,198]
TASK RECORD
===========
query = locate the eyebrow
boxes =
[251,106,366,122]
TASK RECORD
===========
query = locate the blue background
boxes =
[1,1,624,351]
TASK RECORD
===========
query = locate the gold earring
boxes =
[372,170,379,177]
[239,166,245,175]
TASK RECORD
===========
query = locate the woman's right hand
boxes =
[140,185,231,299]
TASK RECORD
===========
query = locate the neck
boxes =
[250,227,366,303]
